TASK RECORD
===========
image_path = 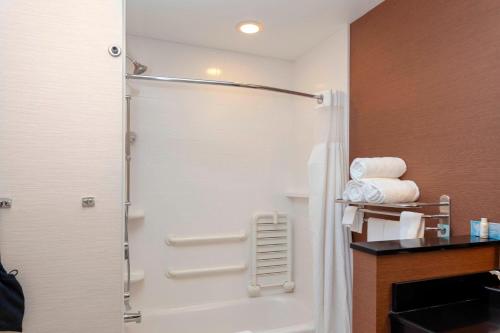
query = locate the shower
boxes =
[123,1,355,332]
[127,55,148,75]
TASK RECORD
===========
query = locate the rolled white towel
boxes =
[362,178,420,204]
[342,180,365,202]
[350,157,407,181]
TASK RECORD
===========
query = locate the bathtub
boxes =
[125,296,314,333]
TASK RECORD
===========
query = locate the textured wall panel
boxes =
[350,0,500,236]
[0,1,124,332]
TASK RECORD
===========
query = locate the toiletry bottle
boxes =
[480,218,489,239]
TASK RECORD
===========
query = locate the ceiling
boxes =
[127,0,382,60]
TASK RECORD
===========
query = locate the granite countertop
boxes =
[351,236,500,256]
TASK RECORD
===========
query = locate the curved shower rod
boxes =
[126,74,324,104]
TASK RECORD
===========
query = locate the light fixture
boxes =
[237,21,263,34]
[206,67,222,76]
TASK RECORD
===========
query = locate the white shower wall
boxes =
[126,28,348,313]
[127,36,299,310]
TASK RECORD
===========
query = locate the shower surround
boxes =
[125,27,348,332]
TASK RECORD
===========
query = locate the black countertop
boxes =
[351,236,500,256]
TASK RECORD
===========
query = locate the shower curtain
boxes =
[308,90,352,333]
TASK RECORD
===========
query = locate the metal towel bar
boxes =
[337,194,451,238]
[358,208,448,220]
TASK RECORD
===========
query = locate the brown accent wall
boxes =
[350,0,500,236]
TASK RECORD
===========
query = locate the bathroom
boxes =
[1,1,500,333]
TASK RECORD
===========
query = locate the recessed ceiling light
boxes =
[237,21,263,34]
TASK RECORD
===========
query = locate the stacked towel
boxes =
[342,180,365,202]
[362,178,420,204]
[350,157,406,181]
[342,157,424,239]
[342,157,420,204]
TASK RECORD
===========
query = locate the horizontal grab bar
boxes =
[124,311,142,324]
[166,264,247,279]
[256,270,288,276]
[165,231,247,246]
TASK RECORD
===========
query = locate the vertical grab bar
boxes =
[124,95,141,323]
[124,95,132,310]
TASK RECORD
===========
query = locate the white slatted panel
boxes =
[248,213,295,297]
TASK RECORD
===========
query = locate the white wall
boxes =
[0,1,124,332]
[292,25,350,190]
[126,36,304,310]
[126,28,350,315]
[288,25,350,307]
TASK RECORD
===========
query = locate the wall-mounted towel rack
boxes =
[336,194,451,238]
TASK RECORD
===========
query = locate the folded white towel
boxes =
[341,206,364,233]
[367,218,400,241]
[399,211,424,239]
[350,157,407,181]
[362,178,420,204]
[342,180,365,202]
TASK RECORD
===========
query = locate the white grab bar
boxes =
[166,264,247,279]
[165,231,247,246]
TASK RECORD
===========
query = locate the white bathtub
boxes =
[125,296,314,333]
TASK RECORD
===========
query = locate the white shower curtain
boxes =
[308,90,352,333]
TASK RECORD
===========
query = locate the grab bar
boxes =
[166,263,247,279]
[165,231,247,246]
[124,311,142,324]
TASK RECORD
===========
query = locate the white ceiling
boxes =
[127,0,382,60]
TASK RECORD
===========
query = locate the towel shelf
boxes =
[335,199,448,209]
[337,195,451,238]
